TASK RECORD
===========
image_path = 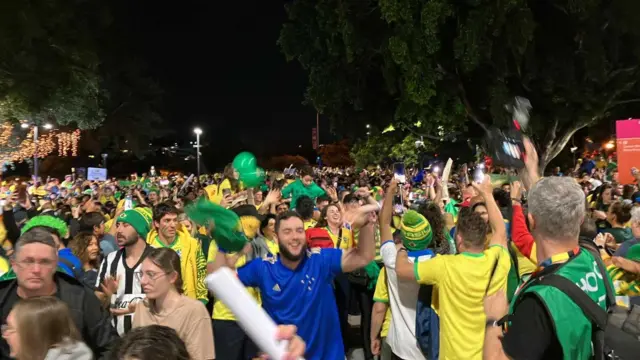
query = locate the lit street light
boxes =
[366,124,370,129]
[20,122,53,181]
[193,127,203,177]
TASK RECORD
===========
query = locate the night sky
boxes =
[117,0,317,166]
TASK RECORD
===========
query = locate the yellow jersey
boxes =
[372,267,392,338]
[325,226,354,250]
[207,242,261,321]
[415,245,511,360]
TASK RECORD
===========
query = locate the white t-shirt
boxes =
[380,240,428,360]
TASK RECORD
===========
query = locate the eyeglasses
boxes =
[135,271,168,282]
[15,258,56,269]
[1,324,15,335]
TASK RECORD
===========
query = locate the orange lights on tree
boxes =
[0,123,81,164]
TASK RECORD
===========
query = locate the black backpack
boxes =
[538,247,640,360]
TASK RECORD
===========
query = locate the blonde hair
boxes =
[12,296,81,360]
[176,213,197,237]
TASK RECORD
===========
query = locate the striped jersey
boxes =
[96,245,152,336]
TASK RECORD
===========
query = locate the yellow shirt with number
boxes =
[373,267,392,338]
[207,242,261,321]
[415,245,510,360]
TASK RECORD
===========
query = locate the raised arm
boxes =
[472,174,507,249]
[341,203,379,273]
[379,180,396,245]
[520,137,540,191]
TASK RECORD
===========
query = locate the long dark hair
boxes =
[222,164,240,192]
[417,203,450,255]
[315,203,340,228]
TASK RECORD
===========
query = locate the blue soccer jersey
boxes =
[238,248,345,360]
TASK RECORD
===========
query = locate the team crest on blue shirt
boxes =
[301,274,316,291]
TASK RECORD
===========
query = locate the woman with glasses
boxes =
[1,296,92,360]
[132,247,215,360]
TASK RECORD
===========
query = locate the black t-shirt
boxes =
[502,293,563,359]
[0,289,19,325]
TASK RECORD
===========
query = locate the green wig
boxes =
[21,215,69,238]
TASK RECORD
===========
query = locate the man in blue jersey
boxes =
[233,206,378,360]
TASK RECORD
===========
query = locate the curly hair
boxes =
[69,232,100,270]
[418,203,450,255]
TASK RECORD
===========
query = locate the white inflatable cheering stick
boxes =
[205,268,305,360]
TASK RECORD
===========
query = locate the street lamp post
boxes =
[193,127,202,177]
[21,122,52,181]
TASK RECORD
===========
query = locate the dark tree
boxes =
[280,0,640,171]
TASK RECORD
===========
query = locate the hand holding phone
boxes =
[393,162,406,183]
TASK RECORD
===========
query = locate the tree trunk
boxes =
[538,117,600,174]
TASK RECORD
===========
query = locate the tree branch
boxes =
[611,98,640,107]
[453,66,489,132]
[539,115,603,172]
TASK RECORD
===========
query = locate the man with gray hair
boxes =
[483,138,613,360]
[0,228,118,359]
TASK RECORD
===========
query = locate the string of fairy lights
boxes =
[0,123,80,165]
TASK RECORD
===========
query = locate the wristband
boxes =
[486,319,501,328]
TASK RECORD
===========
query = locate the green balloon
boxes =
[240,167,265,188]
[232,152,257,172]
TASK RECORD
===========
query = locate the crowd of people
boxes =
[0,139,638,360]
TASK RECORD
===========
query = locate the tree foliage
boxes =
[0,0,167,158]
[265,154,310,170]
[318,140,354,167]
[351,132,433,168]
[280,0,640,170]
[0,0,109,128]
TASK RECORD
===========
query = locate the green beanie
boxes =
[117,208,152,239]
[625,244,640,262]
[400,210,433,251]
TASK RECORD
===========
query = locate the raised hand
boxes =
[472,174,493,197]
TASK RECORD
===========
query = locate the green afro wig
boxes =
[21,215,69,238]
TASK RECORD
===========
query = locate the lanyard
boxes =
[514,246,581,295]
[536,246,580,272]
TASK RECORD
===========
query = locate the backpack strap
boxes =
[507,241,520,278]
[538,274,608,329]
[485,255,500,295]
[591,250,616,308]
[59,257,83,280]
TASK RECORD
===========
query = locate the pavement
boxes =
[347,315,366,360]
